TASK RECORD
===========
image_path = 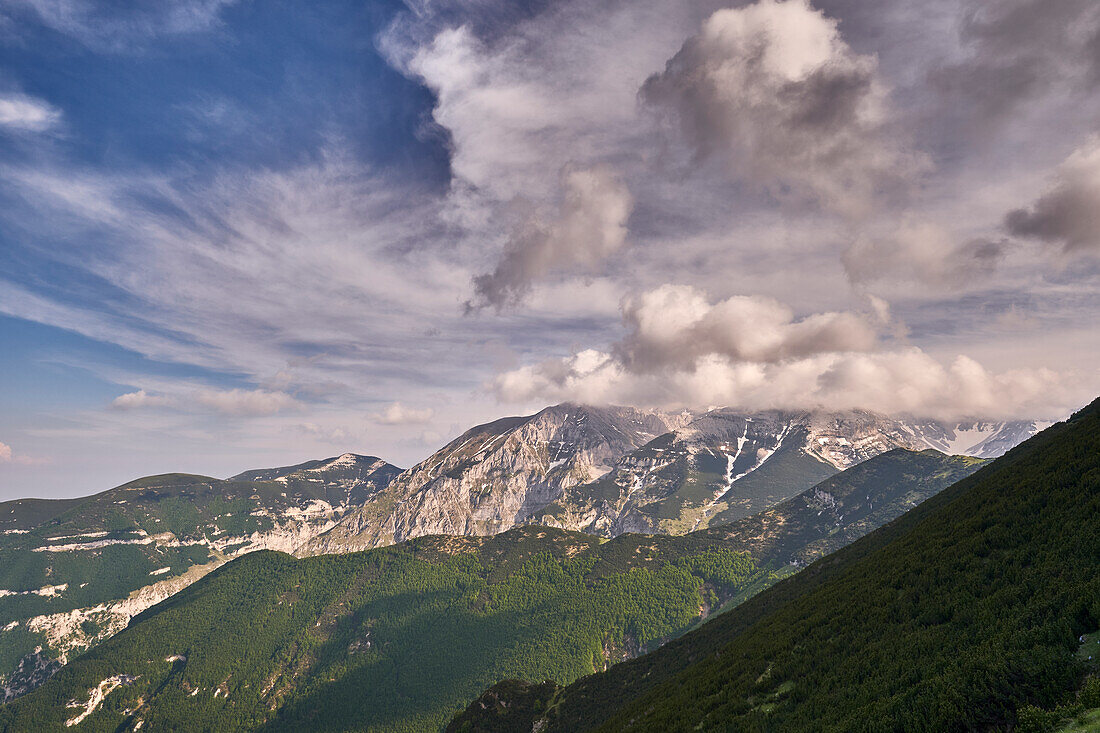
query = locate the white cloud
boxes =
[0,440,47,466]
[614,284,878,371]
[111,390,174,410]
[371,402,435,425]
[5,0,237,49]
[489,285,1091,420]
[641,0,924,218]
[111,388,300,417]
[0,93,61,132]
[194,389,300,417]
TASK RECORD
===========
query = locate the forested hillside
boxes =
[450,398,1100,732]
[0,527,759,731]
[0,455,399,699]
[0,448,981,731]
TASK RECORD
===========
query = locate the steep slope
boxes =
[450,398,1099,732]
[0,454,399,700]
[303,404,689,554]
[0,528,760,732]
[0,448,981,731]
[902,418,1050,459]
[308,406,1040,555]
[529,408,978,536]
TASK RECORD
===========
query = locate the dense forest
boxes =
[0,526,763,731]
[450,397,1100,732]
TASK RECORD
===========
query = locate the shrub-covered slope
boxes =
[449,398,1100,732]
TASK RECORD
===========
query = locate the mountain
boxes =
[0,448,982,731]
[306,406,1033,554]
[449,399,1099,732]
[901,418,1051,459]
[303,404,691,555]
[0,454,399,701]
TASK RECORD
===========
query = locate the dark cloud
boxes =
[1005,138,1100,254]
[843,222,1009,290]
[466,166,632,311]
[640,0,921,218]
[929,0,1100,127]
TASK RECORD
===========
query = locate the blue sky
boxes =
[1,0,1098,499]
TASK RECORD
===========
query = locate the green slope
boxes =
[0,456,399,699]
[0,448,981,731]
[449,398,1100,732]
[0,527,760,732]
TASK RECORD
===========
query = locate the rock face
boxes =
[0,453,400,700]
[303,405,691,555]
[529,409,954,537]
[305,406,1042,555]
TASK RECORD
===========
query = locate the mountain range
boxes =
[449,397,1100,732]
[0,447,985,731]
[0,402,1043,707]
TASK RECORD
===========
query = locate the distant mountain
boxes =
[0,454,399,700]
[305,406,1035,554]
[0,448,981,731]
[449,400,1098,732]
[303,404,691,555]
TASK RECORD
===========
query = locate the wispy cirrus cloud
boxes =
[0,92,61,132]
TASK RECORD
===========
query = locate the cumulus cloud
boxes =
[467,166,633,310]
[112,388,300,416]
[488,285,1088,420]
[614,285,877,371]
[0,441,11,462]
[0,93,61,132]
[371,402,435,425]
[492,345,1081,421]
[1005,137,1100,254]
[641,0,922,217]
[843,221,1008,290]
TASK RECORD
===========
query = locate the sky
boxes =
[0,0,1098,500]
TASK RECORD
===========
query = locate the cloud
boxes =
[0,93,61,132]
[492,345,1083,421]
[111,390,174,410]
[4,0,238,50]
[0,440,47,466]
[1005,137,1100,254]
[843,220,1009,290]
[371,402,435,425]
[194,389,299,417]
[641,0,922,217]
[112,388,300,417]
[467,166,633,310]
[488,284,1090,420]
[929,0,1100,127]
[613,285,878,372]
